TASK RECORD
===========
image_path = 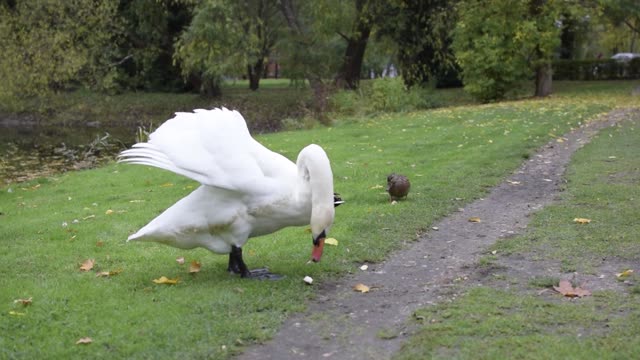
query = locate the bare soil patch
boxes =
[237,108,639,360]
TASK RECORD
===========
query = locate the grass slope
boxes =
[0,82,637,358]
[396,111,640,359]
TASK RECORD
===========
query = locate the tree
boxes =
[116,0,193,91]
[377,0,460,88]
[452,0,561,102]
[0,0,121,109]
[174,0,281,94]
[333,0,379,89]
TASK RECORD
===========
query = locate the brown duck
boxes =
[386,173,410,201]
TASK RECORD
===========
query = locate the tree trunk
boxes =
[247,58,264,91]
[534,63,552,97]
[335,0,372,89]
[278,0,330,116]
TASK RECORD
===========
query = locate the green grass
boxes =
[396,110,640,359]
[0,81,638,358]
[397,288,640,360]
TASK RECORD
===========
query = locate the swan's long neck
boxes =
[296,144,335,234]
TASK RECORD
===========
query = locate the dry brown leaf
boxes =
[176,256,185,265]
[189,261,201,273]
[353,283,370,293]
[468,217,481,223]
[14,297,32,306]
[96,241,104,247]
[153,276,179,285]
[76,337,93,345]
[553,280,591,298]
[573,218,591,224]
[79,259,95,272]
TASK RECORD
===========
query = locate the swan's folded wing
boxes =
[118,108,281,194]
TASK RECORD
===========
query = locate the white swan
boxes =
[118,108,342,278]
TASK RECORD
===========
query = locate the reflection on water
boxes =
[1,121,138,184]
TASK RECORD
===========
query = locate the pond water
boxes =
[1,118,139,185]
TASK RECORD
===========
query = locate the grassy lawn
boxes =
[395,107,640,358]
[0,81,638,358]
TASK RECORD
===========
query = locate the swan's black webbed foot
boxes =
[227,246,283,280]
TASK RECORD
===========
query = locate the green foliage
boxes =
[115,0,193,91]
[329,78,472,115]
[0,0,121,110]
[452,0,561,102]
[174,0,282,94]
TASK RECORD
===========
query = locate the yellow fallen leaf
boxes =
[573,218,591,224]
[96,269,121,277]
[160,182,174,187]
[325,238,338,246]
[189,261,201,273]
[153,276,179,285]
[79,259,95,272]
[616,269,634,278]
[468,217,481,223]
[14,297,32,306]
[105,209,114,215]
[129,199,145,203]
[9,311,26,316]
[176,256,185,265]
[76,337,92,345]
[353,283,370,293]
[370,185,384,190]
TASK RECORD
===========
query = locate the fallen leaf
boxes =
[9,311,26,316]
[160,182,174,187]
[176,256,185,265]
[468,217,481,223]
[96,241,104,247]
[615,269,634,278]
[189,261,201,273]
[13,297,32,306]
[79,259,95,272]
[76,337,92,345]
[573,218,591,224]
[353,283,370,293]
[370,185,384,190]
[105,209,114,215]
[324,238,338,246]
[153,276,179,285]
[96,269,122,277]
[553,280,591,298]
[129,199,145,203]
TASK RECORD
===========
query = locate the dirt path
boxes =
[237,108,638,360]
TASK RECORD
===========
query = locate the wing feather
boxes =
[118,108,291,194]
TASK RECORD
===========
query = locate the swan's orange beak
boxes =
[311,237,325,262]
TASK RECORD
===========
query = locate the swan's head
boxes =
[310,194,344,262]
[297,144,341,263]
[310,206,334,262]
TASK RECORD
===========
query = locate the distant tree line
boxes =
[0,0,638,108]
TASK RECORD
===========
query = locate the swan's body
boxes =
[119,108,338,277]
